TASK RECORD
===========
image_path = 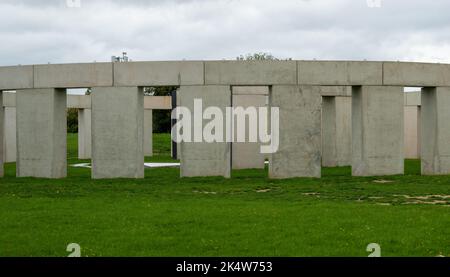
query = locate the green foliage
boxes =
[67,108,78,133]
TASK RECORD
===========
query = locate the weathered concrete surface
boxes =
[384,62,450,87]
[2,92,16,107]
[404,106,421,159]
[78,109,91,160]
[352,86,404,176]
[232,87,268,169]
[144,109,153,156]
[179,85,231,178]
[34,63,113,88]
[321,86,352,97]
[421,87,450,175]
[205,61,297,85]
[144,96,172,110]
[92,87,144,179]
[0,66,33,90]
[16,89,67,178]
[0,91,3,176]
[298,61,383,86]
[67,95,91,109]
[232,86,269,95]
[269,85,322,178]
[322,96,352,167]
[3,107,17,163]
[114,61,204,86]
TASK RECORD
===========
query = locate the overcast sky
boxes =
[1,0,450,66]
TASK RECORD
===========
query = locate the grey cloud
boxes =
[1,0,450,66]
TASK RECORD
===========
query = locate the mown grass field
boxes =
[0,133,449,257]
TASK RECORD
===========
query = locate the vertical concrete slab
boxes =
[352,86,404,176]
[78,109,91,159]
[404,106,420,159]
[421,87,450,175]
[179,85,231,178]
[232,87,268,169]
[4,107,17,162]
[91,87,144,179]
[322,96,352,167]
[269,85,322,179]
[0,91,3,177]
[16,89,67,178]
[144,109,153,156]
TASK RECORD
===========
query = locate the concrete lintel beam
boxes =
[114,61,204,86]
[0,65,34,90]
[384,62,450,87]
[34,63,113,88]
[205,61,297,85]
[298,61,383,86]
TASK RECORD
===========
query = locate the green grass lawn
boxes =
[0,133,449,257]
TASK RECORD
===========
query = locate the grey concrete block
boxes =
[0,65,33,90]
[16,89,67,178]
[3,107,16,163]
[144,109,153,156]
[205,61,297,85]
[298,61,383,85]
[144,96,172,110]
[114,61,204,86]
[322,96,352,167]
[67,95,91,109]
[231,93,267,169]
[320,86,352,97]
[179,85,231,178]
[421,87,450,175]
[404,106,420,159]
[352,86,404,176]
[384,62,450,87]
[92,87,144,179]
[269,85,322,178]
[34,63,113,88]
[232,86,269,95]
[78,109,91,160]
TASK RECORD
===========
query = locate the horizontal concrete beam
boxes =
[298,61,383,85]
[114,61,204,86]
[3,93,171,110]
[0,65,33,90]
[384,62,450,87]
[144,96,172,110]
[205,60,297,85]
[34,63,113,88]
[67,95,91,109]
[404,91,421,106]
[232,86,269,95]
[2,61,450,90]
[320,86,352,97]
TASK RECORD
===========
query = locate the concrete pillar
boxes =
[269,85,322,179]
[16,89,67,178]
[352,86,404,176]
[179,85,231,178]
[144,109,153,156]
[232,86,268,169]
[78,109,91,159]
[0,91,3,177]
[3,107,17,163]
[404,106,420,159]
[91,87,144,179]
[322,96,352,167]
[421,87,450,175]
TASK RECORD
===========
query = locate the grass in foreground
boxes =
[0,133,448,257]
